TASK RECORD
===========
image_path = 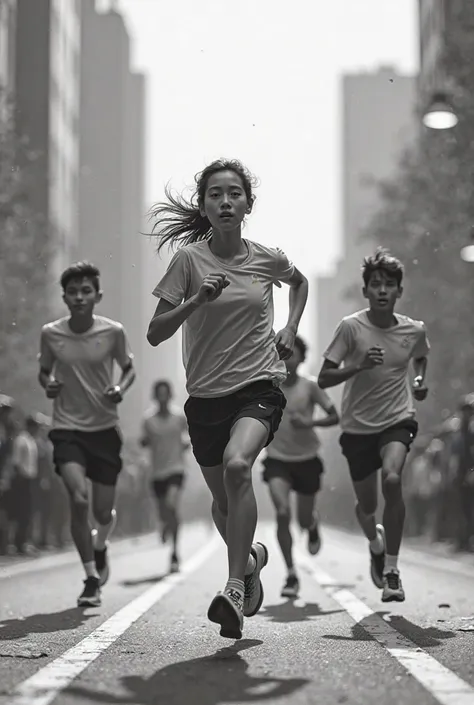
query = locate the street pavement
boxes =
[1,520,474,705]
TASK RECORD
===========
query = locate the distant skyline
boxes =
[119,0,418,351]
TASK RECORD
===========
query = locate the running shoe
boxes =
[169,554,179,574]
[244,542,268,617]
[369,524,386,589]
[281,574,300,598]
[208,589,243,639]
[77,576,101,607]
[308,518,322,555]
[382,570,405,602]
[94,546,110,587]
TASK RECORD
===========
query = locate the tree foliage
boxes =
[0,88,51,413]
[361,3,474,430]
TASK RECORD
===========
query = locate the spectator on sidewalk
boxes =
[9,415,39,554]
[451,395,474,552]
[0,395,15,554]
[30,413,56,550]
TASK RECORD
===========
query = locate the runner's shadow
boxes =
[322,612,457,647]
[261,601,344,624]
[65,638,310,704]
[120,574,167,588]
[0,608,94,642]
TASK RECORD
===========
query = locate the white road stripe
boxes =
[325,528,474,580]
[9,535,220,705]
[0,522,210,581]
[297,551,474,705]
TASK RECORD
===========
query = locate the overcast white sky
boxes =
[118,0,418,362]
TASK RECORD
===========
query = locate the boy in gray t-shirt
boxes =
[39,261,135,608]
[318,248,430,603]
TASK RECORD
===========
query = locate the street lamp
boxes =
[460,244,474,262]
[460,230,474,262]
[422,91,458,130]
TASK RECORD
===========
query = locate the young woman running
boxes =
[146,159,308,639]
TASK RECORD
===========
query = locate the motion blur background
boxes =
[1,0,474,557]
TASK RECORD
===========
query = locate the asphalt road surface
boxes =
[1,521,474,705]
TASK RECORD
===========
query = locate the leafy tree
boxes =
[0,87,51,413]
[360,2,474,430]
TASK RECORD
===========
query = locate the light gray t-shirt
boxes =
[266,375,333,462]
[152,239,295,398]
[39,316,133,432]
[324,310,430,434]
[142,411,188,480]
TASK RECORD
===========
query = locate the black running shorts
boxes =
[184,380,287,467]
[262,455,324,495]
[49,426,123,487]
[151,473,185,498]
[339,418,418,483]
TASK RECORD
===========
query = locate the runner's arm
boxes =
[38,330,55,388]
[310,383,340,427]
[284,267,308,334]
[115,360,135,396]
[412,356,428,385]
[317,359,363,389]
[147,297,201,347]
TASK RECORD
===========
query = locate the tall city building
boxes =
[0,0,16,93]
[14,0,81,298]
[78,0,149,438]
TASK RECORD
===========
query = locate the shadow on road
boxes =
[0,607,94,642]
[65,638,310,704]
[382,614,457,648]
[120,574,167,588]
[322,611,457,648]
[261,601,344,624]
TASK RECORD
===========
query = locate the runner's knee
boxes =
[70,489,89,516]
[382,473,402,502]
[224,455,252,488]
[94,507,114,526]
[356,498,377,517]
[276,505,291,526]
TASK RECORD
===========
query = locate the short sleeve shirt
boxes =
[324,310,430,434]
[266,375,334,462]
[152,239,295,397]
[142,411,188,480]
[39,315,134,432]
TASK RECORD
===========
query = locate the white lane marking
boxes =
[297,552,474,705]
[9,535,220,705]
[324,527,474,579]
[0,523,210,581]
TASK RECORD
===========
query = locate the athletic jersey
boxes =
[153,239,295,398]
[324,309,430,434]
[39,315,133,432]
[141,411,188,480]
[266,374,333,462]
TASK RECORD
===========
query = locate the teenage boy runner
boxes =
[38,261,135,607]
[262,335,339,598]
[318,249,429,602]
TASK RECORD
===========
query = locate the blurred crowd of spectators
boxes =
[0,393,157,558]
[404,394,474,552]
[3,387,473,562]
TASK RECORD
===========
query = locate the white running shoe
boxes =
[208,589,243,639]
[244,542,268,617]
[369,524,386,589]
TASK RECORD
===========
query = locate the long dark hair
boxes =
[148,159,258,254]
